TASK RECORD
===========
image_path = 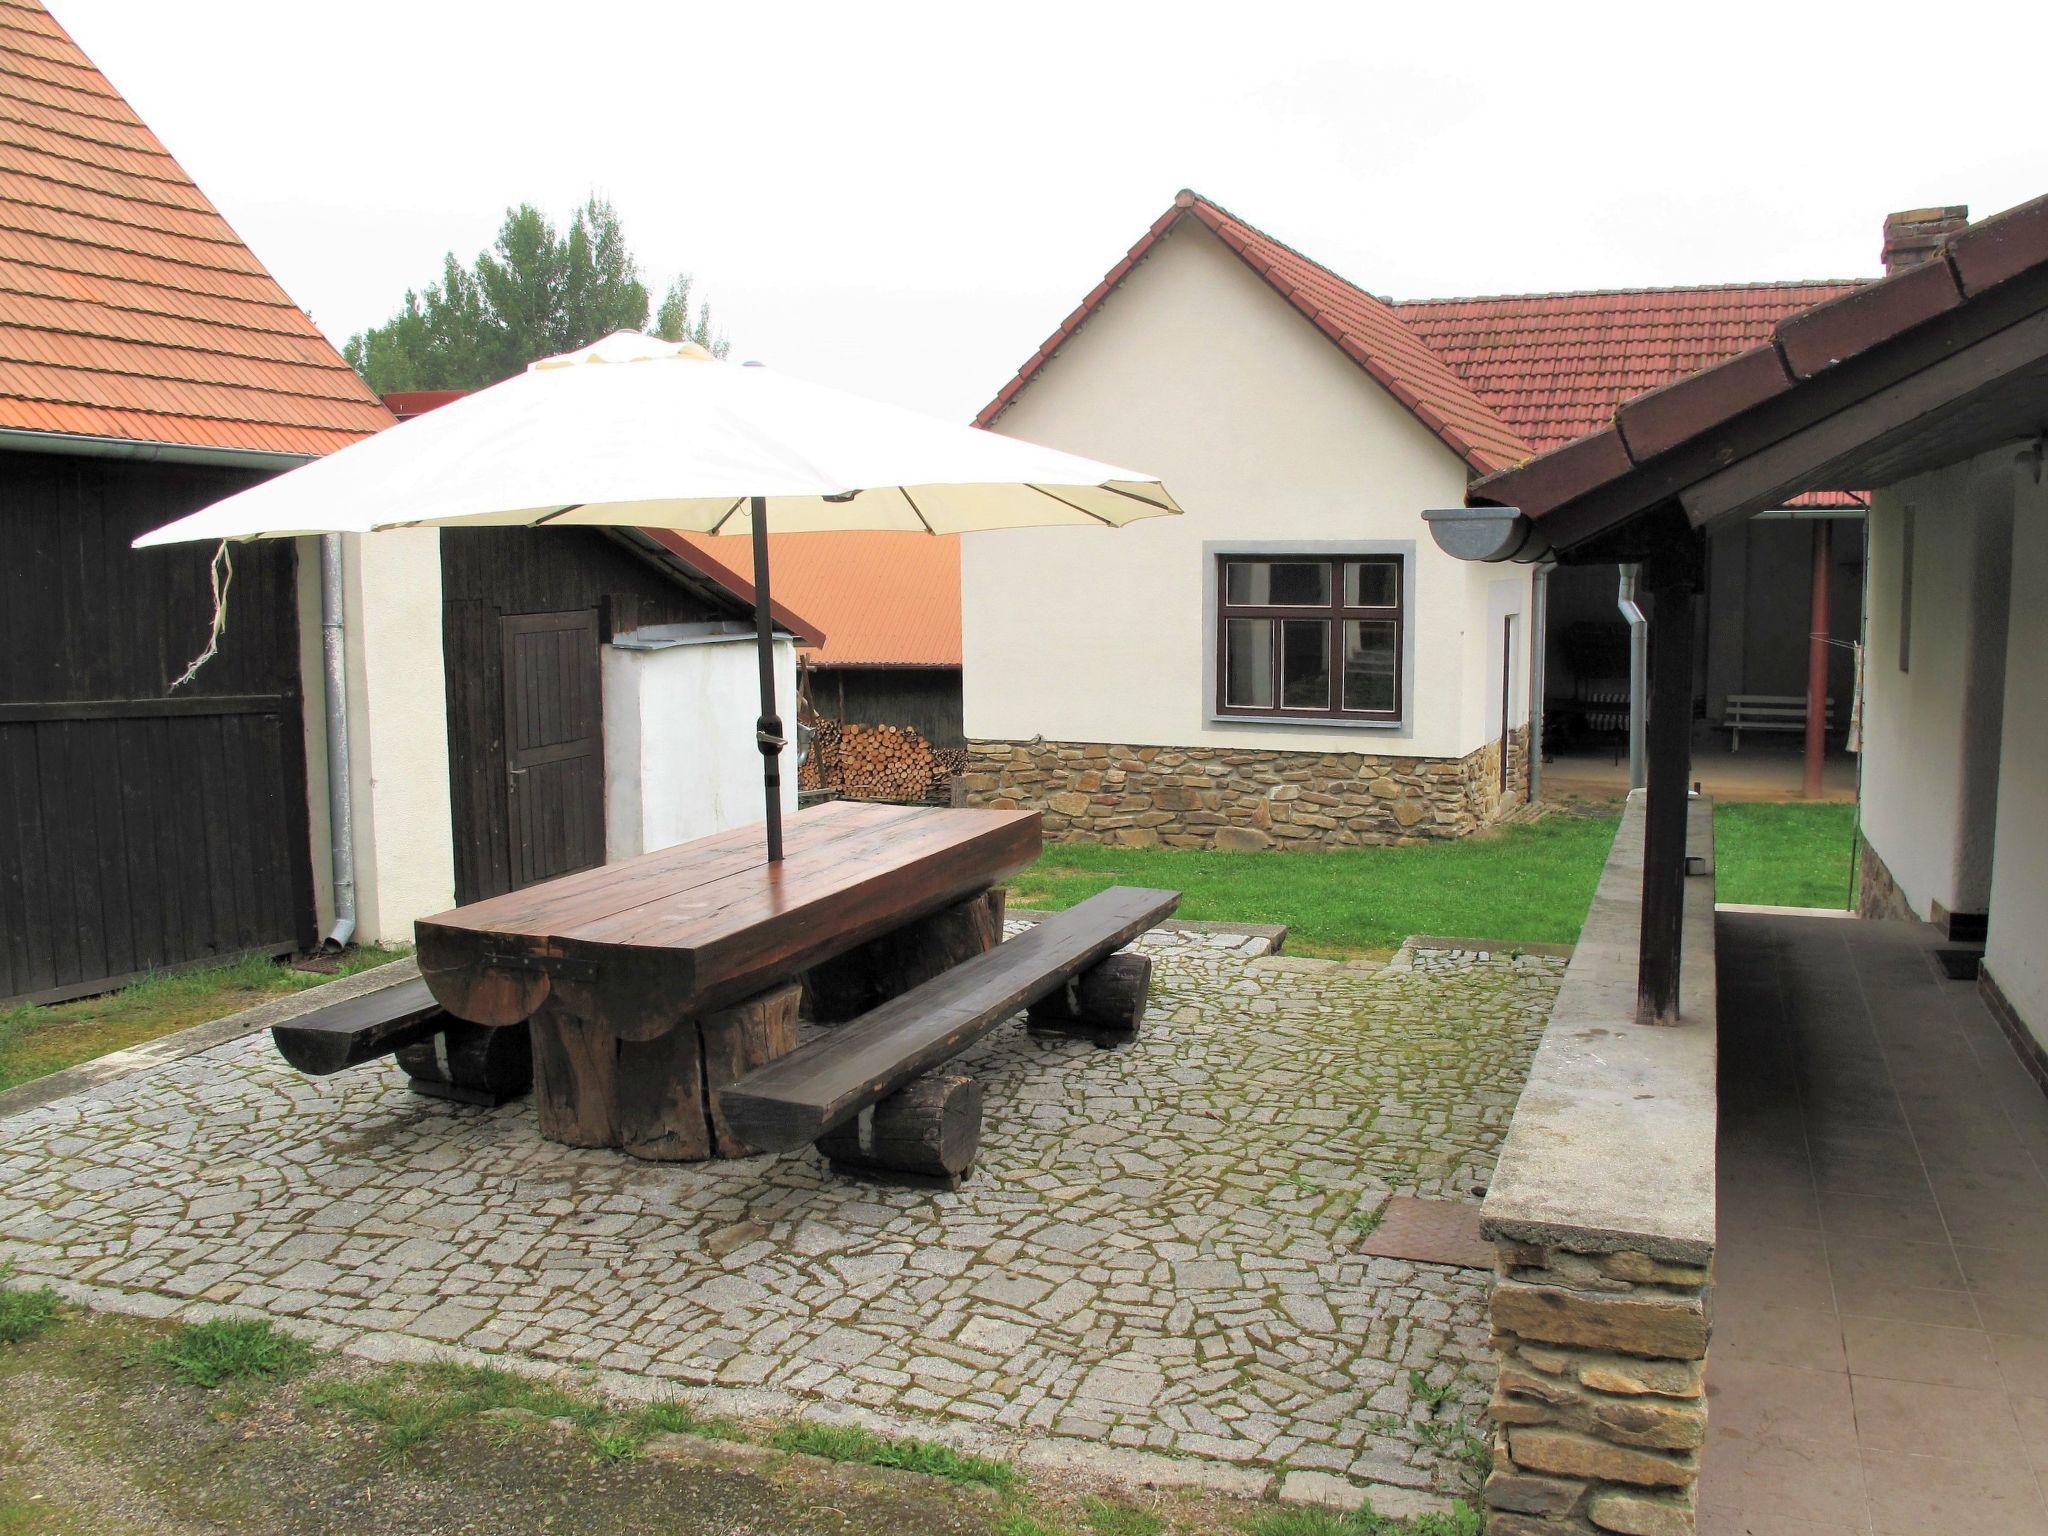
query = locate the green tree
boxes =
[652,274,729,358]
[344,197,722,390]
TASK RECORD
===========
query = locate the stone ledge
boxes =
[1479,795,1718,1267]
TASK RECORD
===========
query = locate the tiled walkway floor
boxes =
[1706,911,2048,1535]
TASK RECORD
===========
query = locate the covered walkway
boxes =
[1707,910,2048,1533]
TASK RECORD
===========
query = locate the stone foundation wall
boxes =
[1484,1240,1709,1535]
[962,727,1529,850]
[1856,833,1913,921]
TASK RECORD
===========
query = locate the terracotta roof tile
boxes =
[668,530,961,668]
[975,190,1531,476]
[0,0,387,456]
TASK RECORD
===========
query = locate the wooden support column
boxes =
[1638,539,1701,1026]
[1803,518,1833,799]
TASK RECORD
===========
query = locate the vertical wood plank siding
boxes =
[0,450,314,1004]
[439,529,726,905]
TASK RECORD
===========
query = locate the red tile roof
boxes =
[1392,282,1866,454]
[975,190,1532,476]
[667,530,961,669]
[0,0,390,456]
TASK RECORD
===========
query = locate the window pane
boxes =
[1226,560,1330,606]
[1344,560,1399,608]
[1281,619,1331,708]
[1224,618,1274,708]
[1343,620,1398,713]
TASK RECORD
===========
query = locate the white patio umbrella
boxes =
[135,330,1180,861]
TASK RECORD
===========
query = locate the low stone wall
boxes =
[962,727,1528,849]
[1856,833,1913,921]
[1479,795,1718,1536]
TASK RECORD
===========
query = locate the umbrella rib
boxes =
[1024,485,1115,526]
[899,486,938,535]
[709,497,746,534]
[1098,483,1176,512]
[534,503,587,525]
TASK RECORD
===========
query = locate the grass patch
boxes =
[305,1361,610,1458]
[1344,1202,1386,1238]
[0,1271,60,1346]
[995,1513,1071,1536]
[634,1398,746,1442]
[0,945,408,1095]
[151,1318,313,1389]
[1084,1497,1164,1536]
[1242,1504,1480,1536]
[1713,802,1858,909]
[769,1422,1017,1490]
[1008,815,1620,957]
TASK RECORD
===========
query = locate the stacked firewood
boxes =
[802,720,957,802]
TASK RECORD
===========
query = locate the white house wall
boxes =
[1859,459,2014,920]
[963,218,1528,762]
[1985,466,2048,1049]
[603,632,798,857]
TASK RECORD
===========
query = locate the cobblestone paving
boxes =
[0,928,1562,1495]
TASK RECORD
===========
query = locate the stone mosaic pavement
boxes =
[0,927,1562,1497]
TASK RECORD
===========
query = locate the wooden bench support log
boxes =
[527,1004,622,1145]
[1026,952,1152,1045]
[815,1073,982,1188]
[701,981,802,1157]
[396,1020,532,1108]
[804,888,1005,1024]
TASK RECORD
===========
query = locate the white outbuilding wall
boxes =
[603,625,799,858]
[1985,467,2048,1049]
[962,217,1530,762]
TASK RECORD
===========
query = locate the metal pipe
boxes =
[1528,562,1553,804]
[1618,565,1647,791]
[1803,519,1832,798]
[749,495,786,862]
[319,533,357,948]
[0,425,311,472]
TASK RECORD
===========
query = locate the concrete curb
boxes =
[0,958,420,1123]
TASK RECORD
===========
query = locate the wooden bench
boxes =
[1725,694,1833,751]
[720,886,1180,1186]
[270,975,532,1106]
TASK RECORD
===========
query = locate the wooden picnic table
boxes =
[413,800,1042,1160]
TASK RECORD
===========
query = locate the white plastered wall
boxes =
[962,219,1528,760]
[1985,464,2048,1047]
[603,631,798,857]
[1860,457,2014,919]
[313,528,454,943]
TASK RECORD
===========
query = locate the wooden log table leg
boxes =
[803,887,1006,1024]
[815,1072,983,1188]
[702,981,801,1157]
[528,1002,625,1148]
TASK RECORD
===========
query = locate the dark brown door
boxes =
[501,609,605,891]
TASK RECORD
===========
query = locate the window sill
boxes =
[1207,712,1406,731]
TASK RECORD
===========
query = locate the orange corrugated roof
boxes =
[0,0,390,456]
[669,530,961,668]
[977,190,1531,476]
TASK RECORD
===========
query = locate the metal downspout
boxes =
[319,533,357,948]
[1618,565,1648,792]
[1529,562,1553,803]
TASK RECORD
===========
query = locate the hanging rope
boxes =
[168,539,233,691]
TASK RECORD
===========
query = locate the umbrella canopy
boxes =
[134,330,1180,863]
[133,330,1179,547]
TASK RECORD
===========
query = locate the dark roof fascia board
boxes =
[619,527,825,647]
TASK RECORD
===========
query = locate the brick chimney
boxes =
[1882,206,1969,274]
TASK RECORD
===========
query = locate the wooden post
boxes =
[528,1001,624,1147]
[1803,518,1832,799]
[1637,542,1699,1026]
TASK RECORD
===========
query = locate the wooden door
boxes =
[500,610,605,891]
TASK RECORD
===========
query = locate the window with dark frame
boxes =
[1215,555,1402,722]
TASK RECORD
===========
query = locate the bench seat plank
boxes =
[720,887,1179,1154]
[271,976,446,1076]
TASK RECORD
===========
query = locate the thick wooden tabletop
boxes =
[416,801,1043,1038]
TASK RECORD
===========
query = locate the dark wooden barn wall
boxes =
[440,528,726,905]
[814,667,964,745]
[0,450,314,1005]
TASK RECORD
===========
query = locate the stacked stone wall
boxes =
[962,727,1529,849]
[1484,1240,1709,1536]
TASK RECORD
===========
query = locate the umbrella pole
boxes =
[749,494,785,862]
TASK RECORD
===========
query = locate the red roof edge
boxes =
[638,529,826,648]
[1469,192,2048,528]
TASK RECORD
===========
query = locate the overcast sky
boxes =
[55,0,2046,421]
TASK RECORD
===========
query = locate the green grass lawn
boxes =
[1008,802,1858,958]
[1712,801,1859,909]
[0,947,406,1096]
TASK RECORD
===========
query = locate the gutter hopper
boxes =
[1422,506,1550,564]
